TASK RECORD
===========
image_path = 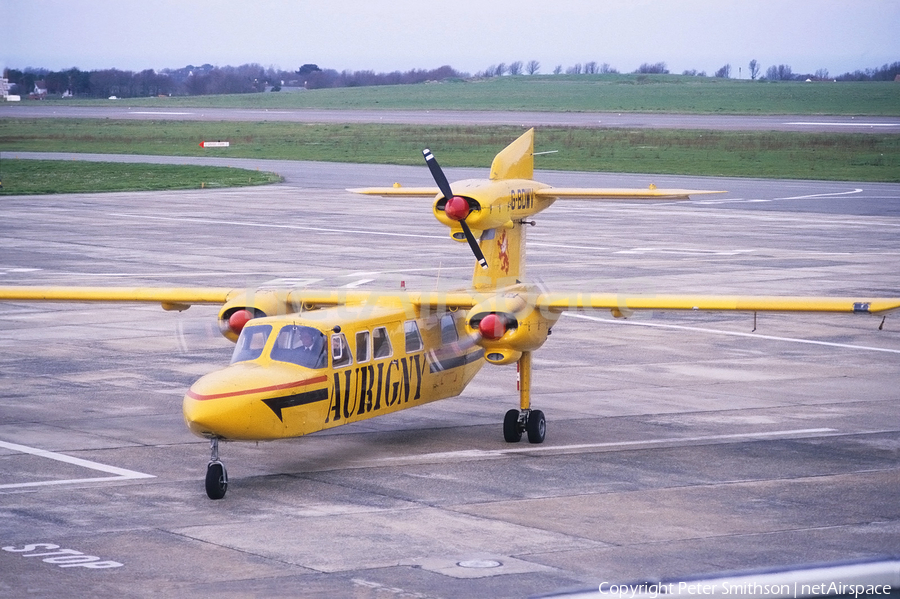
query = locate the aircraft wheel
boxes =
[503,409,522,443]
[526,410,545,444]
[205,461,228,500]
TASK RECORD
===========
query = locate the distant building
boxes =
[0,77,8,98]
[30,80,48,99]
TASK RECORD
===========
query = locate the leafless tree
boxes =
[749,59,760,80]
[567,63,583,75]
[553,65,563,75]
[526,60,540,75]
[714,64,731,78]
[508,61,523,76]
[765,64,793,80]
[635,62,668,74]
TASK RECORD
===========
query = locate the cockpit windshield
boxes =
[231,324,272,364]
[270,325,327,369]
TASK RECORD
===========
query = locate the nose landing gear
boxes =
[205,438,228,500]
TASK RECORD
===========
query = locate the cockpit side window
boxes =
[231,324,272,364]
[332,333,352,368]
[404,320,423,353]
[373,326,392,359]
[440,314,458,345]
[355,330,370,363]
[270,325,327,369]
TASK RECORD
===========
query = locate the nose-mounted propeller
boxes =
[423,149,488,270]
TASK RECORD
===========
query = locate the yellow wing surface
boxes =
[348,186,725,200]
[534,293,900,315]
[535,187,725,200]
[347,186,439,197]
[0,286,897,316]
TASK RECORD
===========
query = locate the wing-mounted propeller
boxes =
[423,149,488,270]
[477,312,512,341]
[464,291,561,364]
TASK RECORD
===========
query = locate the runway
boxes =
[3,104,900,133]
[1,165,899,598]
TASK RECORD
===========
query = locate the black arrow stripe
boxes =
[263,388,330,421]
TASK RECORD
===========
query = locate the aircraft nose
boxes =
[182,363,268,440]
[182,362,328,441]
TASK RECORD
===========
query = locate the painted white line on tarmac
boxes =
[566,312,900,354]
[343,278,376,288]
[785,122,900,128]
[107,212,447,240]
[0,440,155,490]
[376,428,837,463]
[129,111,193,116]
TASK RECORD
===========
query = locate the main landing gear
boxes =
[503,351,545,444]
[205,438,228,500]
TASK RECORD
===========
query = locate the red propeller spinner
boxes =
[444,196,471,221]
[478,313,508,341]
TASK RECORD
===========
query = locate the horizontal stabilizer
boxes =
[347,187,439,197]
[536,188,726,200]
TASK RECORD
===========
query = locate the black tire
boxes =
[205,461,228,500]
[526,410,545,444]
[503,409,522,443]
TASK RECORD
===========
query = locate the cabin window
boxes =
[404,320,423,353]
[231,324,272,364]
[331,333,352,368]
[355,330,370,363]
[440,314,458,345]
[372,326,392,359]
[270,325,327,369]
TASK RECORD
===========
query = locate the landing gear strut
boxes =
[205,438,228,500]
[503,351,545,444]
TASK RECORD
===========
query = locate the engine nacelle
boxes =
[465,293,560,364]
[217,289,300,342]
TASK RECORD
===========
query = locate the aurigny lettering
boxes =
[326,354,425,423]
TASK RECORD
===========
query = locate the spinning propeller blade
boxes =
[423,149,488,270]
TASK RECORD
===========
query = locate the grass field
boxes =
[2,76,898,192]
[2,119,899,182]
[0,159,281,195]
[20,75,900,115]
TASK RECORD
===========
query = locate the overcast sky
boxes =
[5,0,899,77]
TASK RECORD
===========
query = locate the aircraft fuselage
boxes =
[183,302,484,441]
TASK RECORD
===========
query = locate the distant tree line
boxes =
[4,59,898,99]
[482,59,900,81]
[2,63,467,98]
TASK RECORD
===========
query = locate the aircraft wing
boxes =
[535,293,900,315]
[0,286,482,312]
[347,187,439,197]
[0,286,237,310]
[535,187,726,200]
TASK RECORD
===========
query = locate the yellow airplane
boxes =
[1,128,898,500]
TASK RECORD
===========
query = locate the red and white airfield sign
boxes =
[199,141,230,148]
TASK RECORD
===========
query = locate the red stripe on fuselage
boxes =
[186,375,329,401]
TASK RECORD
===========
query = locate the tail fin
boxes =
[490,128,534,181]
[472,225,526,291]
[473,129,536,290]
